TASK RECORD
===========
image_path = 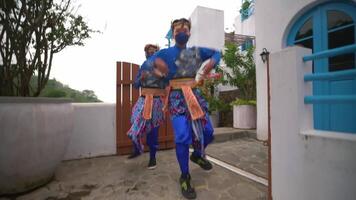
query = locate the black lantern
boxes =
[260,48,270,63]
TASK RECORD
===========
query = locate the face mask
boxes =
[175,32,189,45]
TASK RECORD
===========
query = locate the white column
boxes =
[188,6,224,50]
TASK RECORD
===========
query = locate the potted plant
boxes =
[207,96,232,127]
[222,42,256,129]
[231,99,256,129]
[0,0,95,195]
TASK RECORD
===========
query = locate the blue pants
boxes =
[172,114,214,176]
[133,126,159,159]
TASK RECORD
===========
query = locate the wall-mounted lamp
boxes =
[260,48,270,63]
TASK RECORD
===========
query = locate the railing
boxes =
[304,95,356,104]
[240,0,255,21]
[303,44,356,61]
[304,69,356,81]
[303,44,356,105]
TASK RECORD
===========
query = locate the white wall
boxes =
[188,7,233,91]
[234,13,255,37]
[64,103,116,160]
[217,61,238,92]
[254,0,356,140]
[257,1,356,198]
[188,6,224,50]
[270,46,356,200]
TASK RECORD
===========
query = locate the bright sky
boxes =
[51,0,241,102]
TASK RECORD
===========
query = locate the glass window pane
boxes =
[295,18,313,40]
[328,10,353,30]
[328,25,355,71]
[295,38,313,49]
[329,54,355,71]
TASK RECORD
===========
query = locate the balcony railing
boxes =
[303,43,356,105]
[240,0,255,21]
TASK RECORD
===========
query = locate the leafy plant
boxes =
[0,0,97,97]
[239,0,252,20]
[230,99,256,106]
[221,42,256,105]
[241,0,251,11]
[199,75,230,114]
[208,96,231,113]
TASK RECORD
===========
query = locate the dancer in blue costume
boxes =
[127,44,166,170]
[153,18,221,199]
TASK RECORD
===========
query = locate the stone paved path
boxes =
[208,137,268,179]
[3,140,267,200]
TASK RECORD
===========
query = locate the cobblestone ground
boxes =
[208,137,268,179]
[2,140,267,200]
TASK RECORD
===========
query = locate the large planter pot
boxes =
[209,111,219,128]
[0,97,73,195]
[233,105,256,129]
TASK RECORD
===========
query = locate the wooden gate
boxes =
[116,61,175,155]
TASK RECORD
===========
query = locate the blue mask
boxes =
[175,32,189,45]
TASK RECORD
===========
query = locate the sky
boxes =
[51,0,241,102]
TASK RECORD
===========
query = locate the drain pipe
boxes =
[260,48,272,200]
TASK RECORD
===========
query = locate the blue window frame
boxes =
[287,2,356,133]
[241,39,253,51]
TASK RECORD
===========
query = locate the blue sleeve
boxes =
[154,48,177,81]
[133,62,145,89]
[133,69,142,89]
[199,47,222,68]
[154,48,171,65]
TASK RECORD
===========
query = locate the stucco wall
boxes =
[64,103,116,160]
[234,13,256,37]
[254,0,356,140]
[270,46,356,200]
[188,6,224,50]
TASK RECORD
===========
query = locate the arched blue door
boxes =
[287,2,356,133]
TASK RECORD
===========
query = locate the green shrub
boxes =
[230,99,256,106]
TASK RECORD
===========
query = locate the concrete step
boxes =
[213,127,257,143]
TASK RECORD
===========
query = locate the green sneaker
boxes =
[190,154,213,171]
[179,174,196,199]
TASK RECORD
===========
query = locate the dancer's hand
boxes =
[154,58,168,76]
[202,59,215,76]
[152,68,165,78]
